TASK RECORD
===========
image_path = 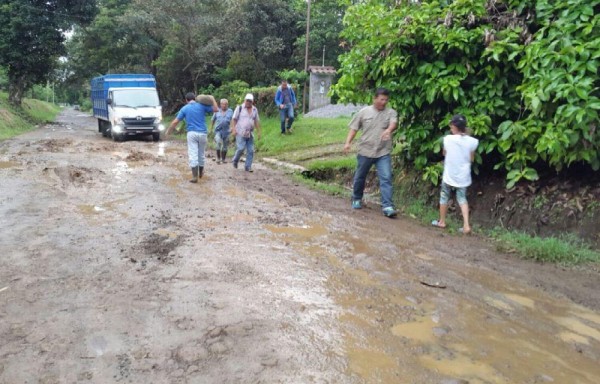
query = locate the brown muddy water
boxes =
[0,108,598,383]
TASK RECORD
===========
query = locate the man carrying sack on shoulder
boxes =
[166,93,218,183]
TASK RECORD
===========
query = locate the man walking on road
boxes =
[210,99,233,164]
[274,80,297,135]
[344,88,398,218]
[165,92,218,183]
[231,93,261,172]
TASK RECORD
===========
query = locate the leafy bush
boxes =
[333,0,600,188]
[204,81,291,118]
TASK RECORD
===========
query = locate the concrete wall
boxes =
[309,72,334,112]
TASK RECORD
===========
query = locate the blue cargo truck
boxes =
[91,74,165,141]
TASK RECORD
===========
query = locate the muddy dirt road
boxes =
[1,108,599,383]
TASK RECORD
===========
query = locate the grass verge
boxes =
[491,229,600,265]
[0,92,61,140]
[257,116,349,156]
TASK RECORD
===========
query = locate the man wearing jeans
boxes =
[343,88,398,217]
[231,93,261,172]
[274,80,297,134]
[166,92,218,183]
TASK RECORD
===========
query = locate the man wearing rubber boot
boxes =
[344,88,399,218]
[166,92,218,183]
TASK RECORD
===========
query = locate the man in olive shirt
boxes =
[344,88,398,217]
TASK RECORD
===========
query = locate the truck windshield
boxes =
[113,89,160,108]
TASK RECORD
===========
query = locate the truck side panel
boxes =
[91,74,157,121]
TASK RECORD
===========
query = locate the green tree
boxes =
[228,0,302,84]
[0,0,96,106]
[293,0,346,68]
[333,0,600,186]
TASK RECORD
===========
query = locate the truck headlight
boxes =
[114,117,123,125]
[158,124,165,131]
[154,117,162,124]
[112,125,123,133]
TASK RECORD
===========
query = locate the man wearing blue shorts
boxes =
[165,92,218,183]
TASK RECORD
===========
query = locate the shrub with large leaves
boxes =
[332,0,599,188]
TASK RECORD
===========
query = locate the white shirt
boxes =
[442,134,479,187]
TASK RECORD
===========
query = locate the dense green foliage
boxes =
[293,0,346,67]
[62,0,316,108]
[0,0,96,105]
[333,0,600,187]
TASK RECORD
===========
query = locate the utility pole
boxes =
[322,46,325,67]
[302,0,311,114]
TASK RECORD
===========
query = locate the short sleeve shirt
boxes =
[211,108,233,133]
[349,106,398,158]
[442,134,479,187]
[176,101,214,133]
[233,106,259,138]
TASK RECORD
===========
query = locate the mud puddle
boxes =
[263,215,600,383]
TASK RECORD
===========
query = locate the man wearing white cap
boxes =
[231,93,261,172]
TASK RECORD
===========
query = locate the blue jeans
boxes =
[280,103,294,133]
[232,135,254,170]
[187,131,207,167]
[352,154,394,209]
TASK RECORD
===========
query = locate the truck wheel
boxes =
[152,132,161,142]
[112,132,124,142]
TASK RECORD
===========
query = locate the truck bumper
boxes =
[115,124,165,135]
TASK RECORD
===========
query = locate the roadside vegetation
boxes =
[492,230,600,265]
[246,114,600,266]
[0,92,61,140]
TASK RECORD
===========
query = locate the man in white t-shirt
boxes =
[432,114,479,234]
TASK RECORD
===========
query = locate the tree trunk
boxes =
[8,77,26,107]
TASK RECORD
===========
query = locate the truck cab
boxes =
[91,74,165,142]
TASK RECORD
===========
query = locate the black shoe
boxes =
[198,166,204,178]
[233,161,238,169]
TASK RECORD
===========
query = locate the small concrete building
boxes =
[308,66,336,112]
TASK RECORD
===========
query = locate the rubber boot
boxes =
[216,150,222,164]
[198,166,204,178]
[222,150,227,163]
[190,166,198,183]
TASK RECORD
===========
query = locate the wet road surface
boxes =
[0,109,599,383]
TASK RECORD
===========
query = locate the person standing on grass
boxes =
[274,80,297,135]
[431,114,479,234]
[231,93,261,172]
[165,92,218,183]
[343,88,399,218]
[211,99,233,164]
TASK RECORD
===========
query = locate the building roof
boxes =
[308,66,336,74]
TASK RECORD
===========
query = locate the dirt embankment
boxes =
[303,158,600,248]
[0,108,599,383]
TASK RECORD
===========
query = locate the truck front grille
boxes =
[123,117,155,127]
